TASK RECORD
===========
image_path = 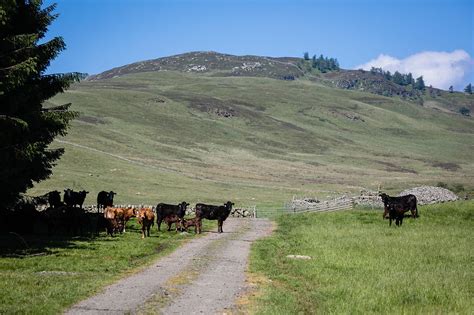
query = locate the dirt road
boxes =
[65,218,273,314]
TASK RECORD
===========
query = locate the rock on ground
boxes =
[398,186,458,205]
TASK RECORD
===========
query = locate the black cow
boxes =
[97,191,116,212]
[47,190,62,208]
[63,189,89,209]
[155,201,189,231]
[195,201,234,234]
[379,193,418,226]
[387,203,409,226]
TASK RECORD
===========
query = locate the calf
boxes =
[64,189,89,209]
[387,202,408,226]
[97,191,116,212]
[195,201,234,234]
[155,201,189,231]
[182,217,199,233]
[379,193,418,225]
[137,208,155,238]
[163,214,182,232]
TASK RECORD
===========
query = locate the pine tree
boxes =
[392,71,404,85]
[464,83,472,94]
[414,76,425,90]
[303,52,310,61]
[405,73,413,86]
[0,0,80,208]
[449,85,454,93]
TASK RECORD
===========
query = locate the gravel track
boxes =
[65,218,273,314]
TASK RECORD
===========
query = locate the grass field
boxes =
[247,201,473,314]
[0,219,216,314]
[28,68,474,208]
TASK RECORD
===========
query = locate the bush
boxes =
[459,107,470,116]
[437,182,448,189]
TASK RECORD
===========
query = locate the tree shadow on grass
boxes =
[0,211,131,258]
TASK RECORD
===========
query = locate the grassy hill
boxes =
[30,52,474,209]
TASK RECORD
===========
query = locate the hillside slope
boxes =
[32,53,474,208]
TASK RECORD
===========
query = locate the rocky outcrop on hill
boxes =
[398,186,458,205]
[87,51,303,81]
[323,70,421,100]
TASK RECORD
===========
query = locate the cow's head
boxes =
[225,201,234,209]
[138,208,149,220]
[379,193,389,203]
[179,201,189,213]
[79,190,89,196]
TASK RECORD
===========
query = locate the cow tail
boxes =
[415,198,419,218]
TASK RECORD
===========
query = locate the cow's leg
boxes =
[197,218,202,234]
[167,221,172,231]
[218,219,223,233]
[157,218,162,231]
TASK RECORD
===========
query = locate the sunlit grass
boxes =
[248,201,473,314]
[30,71,474,208]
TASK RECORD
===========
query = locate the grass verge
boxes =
[247,201,473,314]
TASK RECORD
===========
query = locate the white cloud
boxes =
[355,50,472,90]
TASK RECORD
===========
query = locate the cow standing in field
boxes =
[195,201,234,234]
[379,193,419,226]
[64,189,89,209]
[103,207,125,236]
[155,201,189,231]
[122,207,136,232]
[97,191,116,212]
[47,190,62,208]
[137,208,155,238]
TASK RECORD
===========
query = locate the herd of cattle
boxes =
[29,189,236,238]
[2,189,419,236]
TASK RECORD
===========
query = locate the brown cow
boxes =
[104,207,124,236]
[122,207,136,232]
[182,217,199,233]
[137,208,155,238]
[163,214,182,232]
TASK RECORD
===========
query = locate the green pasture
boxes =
[248,201,473,314]
[0,219,216,314]
[29,71,474,207]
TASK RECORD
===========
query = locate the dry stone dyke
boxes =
[287,186,459,212]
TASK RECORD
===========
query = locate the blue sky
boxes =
[44,0,473,89]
